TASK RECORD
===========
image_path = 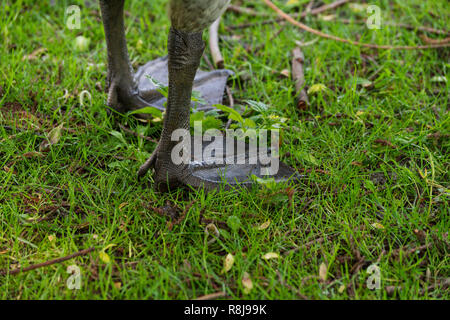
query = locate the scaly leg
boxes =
[138,0,301,191]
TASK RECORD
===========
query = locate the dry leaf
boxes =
[319,262,327,281]
[262,252,280,260]
[114,282,122,289]
[257,220,271,230]
[221,253,235,274]
[119,202,128,210]
[22,47,47,61]
[308,84,327,94]
[205,223,220,237]
[319,14,336,21]
[99,251,111,264]
[40,123,64,152]
[371,222,385,230]
[280,69,290,78]
[242,272,253,294]
[22,151,45,158]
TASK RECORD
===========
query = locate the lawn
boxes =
[0,0,448,299]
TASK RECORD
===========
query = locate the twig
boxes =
[227,4,270,17]
[228,0,350,30]
[0,247,95,276]
[196,291,227,300]
[420,35,450,45]
[291,47,309,111]
[202,53,215,71]
[224,86,234,129]
[209,17,224,69]
[264,0,450,50]
[338,19,450,36]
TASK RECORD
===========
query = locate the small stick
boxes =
[291,47,309,111]
[227,4,270,17]
[228,0,350,30]
[264,0,450,50]
[224,86,234,129]
[0,247,95,276]
[209,17,224,69]
[337,19,450,36]
[420,35,450,45]
[196,291,227,300]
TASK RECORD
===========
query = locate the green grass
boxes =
[0,0,449,299]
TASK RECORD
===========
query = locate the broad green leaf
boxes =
[214,104,244,124]
[245,100,270,113]
[129,106,163,118]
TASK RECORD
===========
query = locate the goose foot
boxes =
[138,136,303,192]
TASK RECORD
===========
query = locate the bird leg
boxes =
[99,0,301,191]
[138,28,206,191]
[138,28,301,191]
[99,0,231,114]
[99,0,150,113]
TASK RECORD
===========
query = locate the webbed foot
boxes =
[138,136,302,192]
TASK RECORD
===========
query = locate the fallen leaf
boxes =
[242,272,253,294]
[319,14,336,21]
[371,222,385,230]
[257,220,271,231]
[40,123,64,152]
[262,252,280,260]
[280,69,290,78]
[119,202,128,210]
[205,223,220,237]
[307,84,327,94]
[319,262,327,281]
[22,47,47,61]
[221,253,235,274]
[430,76,447,83]
[99,251,111,264]
[22,151,45,158]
